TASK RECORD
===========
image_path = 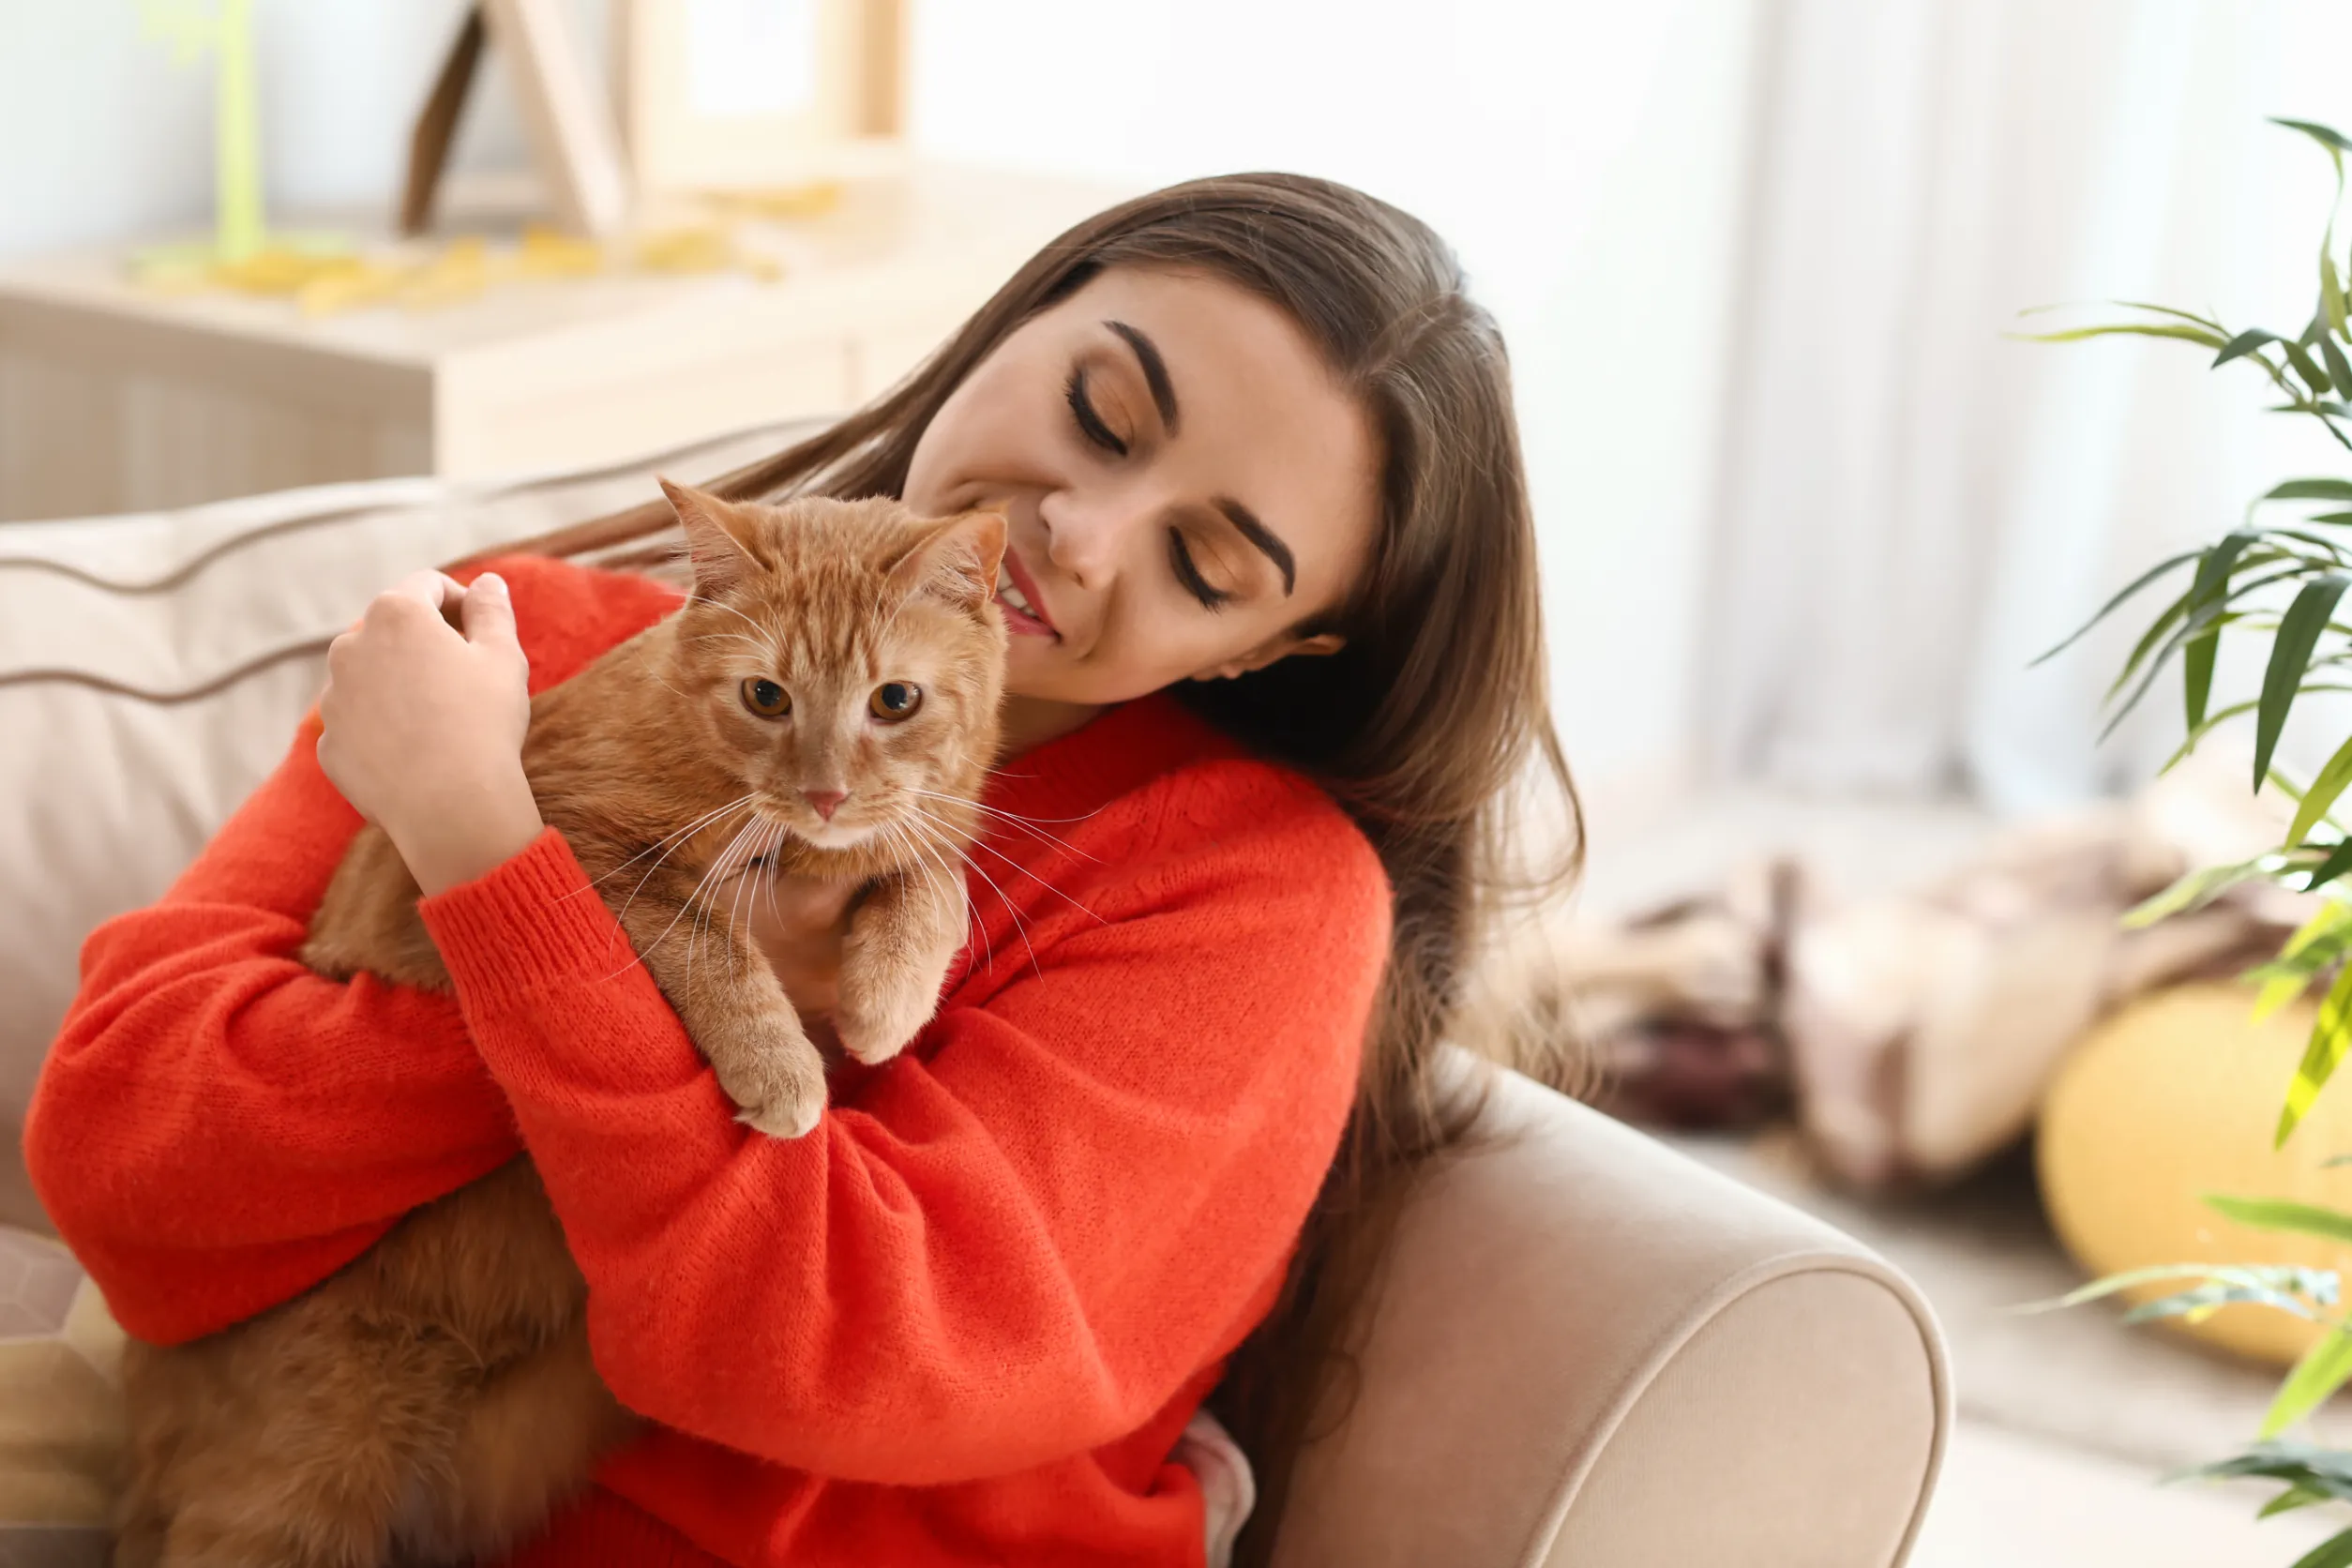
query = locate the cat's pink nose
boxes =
[803,789,848,822]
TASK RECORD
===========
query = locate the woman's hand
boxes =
[317,570,543,897]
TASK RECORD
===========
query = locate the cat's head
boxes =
[659,480,1008,853]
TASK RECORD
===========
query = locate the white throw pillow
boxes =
[0,420,820,1230]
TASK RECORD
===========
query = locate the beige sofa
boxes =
[0,425,1951,1566]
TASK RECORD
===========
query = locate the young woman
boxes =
[26,173,1577,1568]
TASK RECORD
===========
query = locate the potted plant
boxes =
[2046,115,2352,1562]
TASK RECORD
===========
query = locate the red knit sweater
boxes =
[24,556,1387,1568]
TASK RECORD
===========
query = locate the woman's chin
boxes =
[1001,641,1171,715]
[1001,638,1060,693]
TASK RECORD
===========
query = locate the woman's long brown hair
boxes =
[485,173,1582,1563]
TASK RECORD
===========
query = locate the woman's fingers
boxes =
[356,570,468,636]
[382,568,460,611]
[460,572,519,650]
[314,565,540,890]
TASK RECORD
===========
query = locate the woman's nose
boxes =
[1037,488,1134,590]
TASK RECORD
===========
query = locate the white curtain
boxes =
[1699,0,2352,814]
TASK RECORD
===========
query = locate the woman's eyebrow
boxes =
[1105,320,1180,432]
[1214,497,1297,596]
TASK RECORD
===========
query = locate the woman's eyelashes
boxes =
[1167,528,1234,611]
[1062,360,1224,611]
[1064,367,1128,457]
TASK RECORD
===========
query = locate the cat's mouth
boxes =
[995,552,1058,639]
[754,810,874,852]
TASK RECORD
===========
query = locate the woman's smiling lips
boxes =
[995,547,1059,639]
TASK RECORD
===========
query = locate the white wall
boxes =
[910,0,1763,798]
[0,0,557,260]
[0,0,1760,795]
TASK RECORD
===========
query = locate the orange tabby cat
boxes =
[114,483,1008,1568]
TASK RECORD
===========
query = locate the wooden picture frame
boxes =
[486,0,630,235]
[403,1,630,238]
[615,0,907,194]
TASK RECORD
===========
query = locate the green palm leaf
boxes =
[2260,576,2352,784]
[2281,961,2352,1147]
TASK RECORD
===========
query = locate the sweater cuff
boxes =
[416,826,628,995]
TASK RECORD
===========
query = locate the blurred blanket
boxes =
[1472,756,2316,1190]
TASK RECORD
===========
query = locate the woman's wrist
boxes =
[392,770,546,897]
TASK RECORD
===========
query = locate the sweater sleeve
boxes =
[23,555,679,1346]
[416,764,1386,1485]
[22,717,520,1344]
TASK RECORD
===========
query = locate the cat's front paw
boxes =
[704,1023,828,1139]
[726,1065,826,1140]
[832,977,938,1067]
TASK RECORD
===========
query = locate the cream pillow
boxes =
[0,420,819,1234]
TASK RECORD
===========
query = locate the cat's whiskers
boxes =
[593,795,762,975]
[902,801,1107,928]
[716,822,761,980]
[883,815,981,945]
[688,812,776,988]
[900,787,1100,862]
[685,596,787,663]
[681,631,777,660]
[896,808,1041,977]
[597,795,764,974]
[580,792,760,898]
[713,813,784,942]
[716,818,788,981]
[639,810,768,988]
[750,827,820,983]
[903,787,1101,830]
[878,816,992,977]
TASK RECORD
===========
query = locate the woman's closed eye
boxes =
[1168,528,1234,611]
[1064,367,1128,457]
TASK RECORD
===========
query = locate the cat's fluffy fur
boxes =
[114,485,1008,1568]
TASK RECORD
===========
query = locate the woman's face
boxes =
[902,266,1380,711]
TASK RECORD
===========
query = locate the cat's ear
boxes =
[661,478,760,597]
[887,506,1008,613]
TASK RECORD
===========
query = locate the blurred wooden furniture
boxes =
[0,163,1121,523]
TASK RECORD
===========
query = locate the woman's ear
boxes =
[1192,630,1347,683]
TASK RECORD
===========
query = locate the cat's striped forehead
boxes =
[744,494,931,578]
[690,494,977,671]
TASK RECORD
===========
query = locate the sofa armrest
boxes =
[1271,1062,1949,1567]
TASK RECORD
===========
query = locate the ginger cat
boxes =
[114,483,1008,1568]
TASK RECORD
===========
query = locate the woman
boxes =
[25,173,1576,1567]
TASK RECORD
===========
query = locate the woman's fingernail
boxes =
[477,572,507,596]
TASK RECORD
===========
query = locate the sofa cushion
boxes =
[0,421,818,1232]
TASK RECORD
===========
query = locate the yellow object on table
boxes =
[2038,982,2352,1365]
[130,218,777,319]
[123,183,843,318]
[0,163,1132,523]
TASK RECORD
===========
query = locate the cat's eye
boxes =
[740,678,791,718]
[869,681,923,721]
